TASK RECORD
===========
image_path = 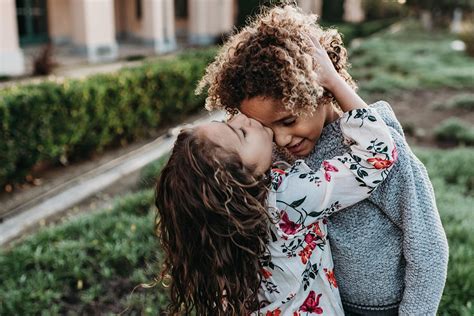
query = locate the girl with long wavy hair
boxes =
[155,32,397,315]
[197,4,448,315]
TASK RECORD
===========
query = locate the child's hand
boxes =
[305,33,340,91]
[304,33,367,111]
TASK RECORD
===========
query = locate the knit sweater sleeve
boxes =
[368,102,449,315]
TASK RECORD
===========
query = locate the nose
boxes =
[273,129,292,147]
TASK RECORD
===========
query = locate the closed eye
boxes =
[240,128,247,137]
[282,117,297,126]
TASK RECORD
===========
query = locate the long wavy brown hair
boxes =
[155,128,272,315]
[196,4,356,117]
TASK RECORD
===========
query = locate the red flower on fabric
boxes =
[265,308,281,316]
[304,232,316,244]
[293,312,300,316]
[392,145,398,162]
[272,168,286,189]
[261,268,272,279]
[312,222,325,238]
[272,168,286,175]
[298,244,314,264]
[279,211,301,235]
[299,291,323,314]
[324,268,338,288]
[367,157,393,169]
[323,161,339,182]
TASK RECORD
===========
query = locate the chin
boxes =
[294,148,311,158]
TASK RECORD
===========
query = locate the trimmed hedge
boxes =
[434,118,474,146]
[0,48,217,187]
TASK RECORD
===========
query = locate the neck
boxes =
[324,103,341,126]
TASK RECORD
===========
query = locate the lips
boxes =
[287,139,305,155]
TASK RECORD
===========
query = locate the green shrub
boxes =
[432,180,474,315]
[0,48,217,187]
[434,94,474,111]
[0,189,162,315]
[363,0,407,20]
[415,147,474,195]
[320,19,398,44]
[350,22,474,94]
[434,118,474,146]
[458,23,474,57]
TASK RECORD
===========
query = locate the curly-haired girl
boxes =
[197,4,448,315]
[155,38,397,315]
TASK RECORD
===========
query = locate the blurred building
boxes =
[0,0,364,76]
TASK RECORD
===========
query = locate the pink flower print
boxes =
[304,232,316,244]
[298,244,315,264]
[261,268,272,279]
[367,157,393,169]
[323,161,339,182]
[311,222,325,238]
[299,291,323,314]
[392,145,398,162]
[324,268,338,288]
[265,308,281,316]
[272,168,286,175]
[272,168,286,189]
[279,211,301,235]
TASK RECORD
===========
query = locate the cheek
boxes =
[301,117,324,140]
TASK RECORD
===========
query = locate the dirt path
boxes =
[366,88,474,146]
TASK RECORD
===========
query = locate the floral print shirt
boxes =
[254,109,397,316]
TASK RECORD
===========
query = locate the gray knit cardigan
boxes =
[304,101,449,315]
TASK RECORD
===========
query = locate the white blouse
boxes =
[255,108,398,316]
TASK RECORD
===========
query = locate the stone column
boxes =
[298,0,323,16]
[0,0,25,75]
[142,0,176,53]
[343,0,365,23]
[70,0,118,63]
[189,0,233,45]
[47,0,72,45]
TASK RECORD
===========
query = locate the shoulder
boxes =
[370,101,405,137]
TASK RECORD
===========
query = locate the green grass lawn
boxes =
[1,148,473,315]
[350,21,474,96]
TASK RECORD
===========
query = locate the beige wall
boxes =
[189,0,234,42]
[115,0,143,37]
[298,0,323,16]
[70,0,87,44]
[47,0,72,42]
[344,0,365,22]
[1,0,21,50]
[0,0,25,75]
[70,0,115,46]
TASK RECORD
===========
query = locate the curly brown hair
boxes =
[155,128,272,315]
[196,4,356,117]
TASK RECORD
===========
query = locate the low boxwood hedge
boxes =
[0,48,217,187]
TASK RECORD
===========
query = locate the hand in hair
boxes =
[304,32,339,90]
[306,32,368,111]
